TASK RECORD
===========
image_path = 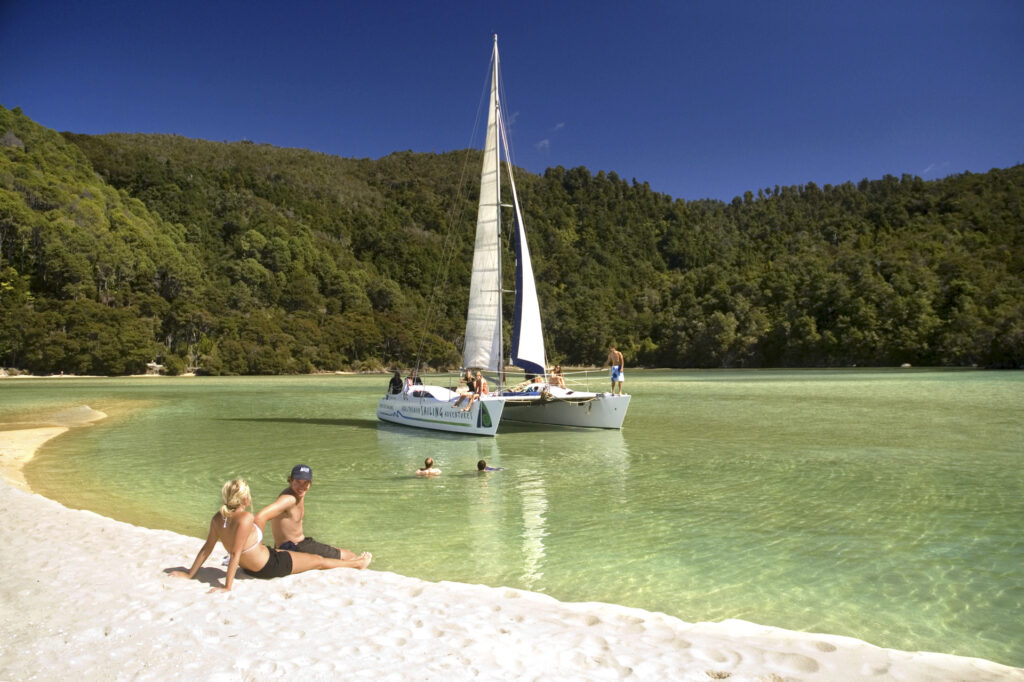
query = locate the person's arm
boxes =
[171,517,219,580]
[253,494,294,529]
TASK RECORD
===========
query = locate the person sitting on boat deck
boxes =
[605,344,625,395]
[254,465,366,562]
[477,459,504,472]
[170,478,371,592]
[549,365,566,389]
[416,457,441,477]
[462,371,488,412]
[388,370,403,395]
[453,369,475,408]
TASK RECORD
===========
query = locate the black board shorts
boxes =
[279,537,340,560]
[244,547,293,579]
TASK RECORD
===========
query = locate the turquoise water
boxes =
[3,370,1022,667]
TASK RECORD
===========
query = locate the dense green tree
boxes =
[1,104,1021,374]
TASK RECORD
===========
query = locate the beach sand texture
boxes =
[0,426,1021,681]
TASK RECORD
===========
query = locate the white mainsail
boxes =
[463,36,504,372]
[463,35,546,377]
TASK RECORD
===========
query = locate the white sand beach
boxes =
[0,425,1021,681]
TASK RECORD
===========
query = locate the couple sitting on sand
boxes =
[172,464,371,592]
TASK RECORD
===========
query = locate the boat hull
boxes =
[502,393,631,429]
[377,392,506,436]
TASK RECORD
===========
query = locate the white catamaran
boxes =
[376,35,630,436]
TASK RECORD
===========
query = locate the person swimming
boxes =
[416,457,441,476]
[477,460,503,472]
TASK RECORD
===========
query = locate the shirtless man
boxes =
[606,344,625,395]
[416,457,441,477]
[254,464,361,561]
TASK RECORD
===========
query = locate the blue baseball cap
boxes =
[290,464,313,480]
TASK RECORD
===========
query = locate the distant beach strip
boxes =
[0,421,1021,679]
[0,404,107,490]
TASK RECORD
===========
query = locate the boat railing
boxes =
[393,368,612,395]
[500,368,610,394]
[556,368,610,393]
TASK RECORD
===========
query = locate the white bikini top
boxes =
[221,524,263,566]
[241,524,263,554]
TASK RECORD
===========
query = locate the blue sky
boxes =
[2,1,1021,202]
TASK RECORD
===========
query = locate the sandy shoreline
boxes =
[0,426,1020,680]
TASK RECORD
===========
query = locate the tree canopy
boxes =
[2,104,1021,374]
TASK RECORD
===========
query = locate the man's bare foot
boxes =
[356,552,372,569]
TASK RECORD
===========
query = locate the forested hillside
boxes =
[2,104,1021,374]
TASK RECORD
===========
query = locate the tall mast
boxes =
[492,34,504,387]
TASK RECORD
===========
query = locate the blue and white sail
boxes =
[508,197,545,375]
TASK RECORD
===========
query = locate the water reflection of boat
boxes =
[375,421,501,463]
[514,433,628,588]
[517,474,548,588]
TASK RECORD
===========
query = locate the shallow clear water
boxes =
[4,370,1022,667]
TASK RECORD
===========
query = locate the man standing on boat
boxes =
[255,464,363,562]
[606,344,625,395]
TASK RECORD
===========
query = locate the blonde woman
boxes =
[171,478,370,592]
[462,371,488,412]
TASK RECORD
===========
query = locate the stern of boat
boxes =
[377,391,505,436]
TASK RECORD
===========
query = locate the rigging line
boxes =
[496,64,519,170]
[410,49,495,375]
